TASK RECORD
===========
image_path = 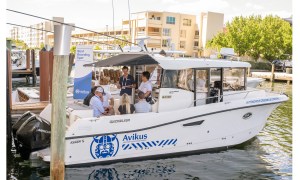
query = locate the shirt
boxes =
[118,104,135,114]
[119,74,135,96]
[134,100,152,113]
[138,81,152,94]
[102,91,112,108]
[83,92,94,106]
[89,95,105,117]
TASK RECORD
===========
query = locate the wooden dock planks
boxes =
[12,101,49,115]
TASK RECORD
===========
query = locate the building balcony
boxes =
[147,43,161,48]
[147,19,162,27]
[137,31,146,37]
[148,31,161,36]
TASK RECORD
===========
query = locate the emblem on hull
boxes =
[90,134,119,159]
[243,112,253,119]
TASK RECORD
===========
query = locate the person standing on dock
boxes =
[117,66,135,97]
[89,87,108,117]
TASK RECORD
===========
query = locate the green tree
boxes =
[94,44,102,50]
[206,15,292,61]
[39,42,45,50]
[70,45,76,54]
[112,35,130,48]
[7,38,29,50]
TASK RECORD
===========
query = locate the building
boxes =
[199,12,224,56]
[10,11,224,57]
[9,17,64,48]
[123,11,198,56]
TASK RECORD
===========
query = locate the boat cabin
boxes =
[84,53,251,113]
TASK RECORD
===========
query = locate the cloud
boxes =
[164,0,230,15]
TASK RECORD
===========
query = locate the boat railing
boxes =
[189,88,276,107]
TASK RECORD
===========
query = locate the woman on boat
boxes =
[118,93,135,114]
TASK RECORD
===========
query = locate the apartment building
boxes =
[199,12,224,56]
[9,17,64,48]
[122,11,198,56]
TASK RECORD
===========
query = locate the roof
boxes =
[84,53,251,69]
[84,53,158,67]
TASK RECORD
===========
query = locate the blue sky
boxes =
[6,0,292,33]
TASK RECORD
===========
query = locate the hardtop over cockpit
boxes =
[84,53,251,113]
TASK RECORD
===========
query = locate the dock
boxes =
[251,72,292,82]
[11,49,37,84]
[11,101,49,123]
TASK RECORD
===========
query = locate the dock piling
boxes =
[7,48,12,140]
[26,49,30,70]
[50,24,72,180]
[271,64,275,82]
[31,49,37,84]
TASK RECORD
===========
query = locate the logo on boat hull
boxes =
[90,134,119,159]
[242,112,253,119]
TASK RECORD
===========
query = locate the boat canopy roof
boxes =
[84,53,251,69]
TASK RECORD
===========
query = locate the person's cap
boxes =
[95,87,104,93]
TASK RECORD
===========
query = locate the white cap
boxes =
[95,87,103,93]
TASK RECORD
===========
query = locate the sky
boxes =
[6,0,292,35]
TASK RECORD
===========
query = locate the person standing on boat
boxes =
[89,87,108,117]
[137,71,152,102]
[117,66,135,97]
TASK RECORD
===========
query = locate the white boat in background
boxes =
[247,77,265,88]
[12,53,288,166]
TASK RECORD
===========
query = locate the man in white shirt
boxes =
[89,87,108,117]
[138,71,152,99]
[135,91,151,113]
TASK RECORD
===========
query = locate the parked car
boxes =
[272,60,292,72]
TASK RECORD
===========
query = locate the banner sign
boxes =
[73,45,93,99]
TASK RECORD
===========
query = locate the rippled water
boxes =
[7,81,292,180]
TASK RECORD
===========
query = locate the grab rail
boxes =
[189,89,264,107]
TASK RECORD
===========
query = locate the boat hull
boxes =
[54,98,285,166]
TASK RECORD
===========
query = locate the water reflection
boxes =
[84,162,176,180]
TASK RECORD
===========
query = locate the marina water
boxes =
[7,80,292,180]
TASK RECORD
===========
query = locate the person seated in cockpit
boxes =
[118,93,135,114]
[135,91,151,113]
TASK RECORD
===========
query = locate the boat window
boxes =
[223,68,245,91]
[210,68,222,89]
[145,65,162,87]
[178,69,193,91]
[161,70,178,88]
[195,70,208,92]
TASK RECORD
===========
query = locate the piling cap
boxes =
[54,25,72,55]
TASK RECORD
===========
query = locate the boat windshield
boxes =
[223,68,246,91]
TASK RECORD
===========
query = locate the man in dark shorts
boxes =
[117,66,135,96]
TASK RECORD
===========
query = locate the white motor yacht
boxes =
[12,53,288,166]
